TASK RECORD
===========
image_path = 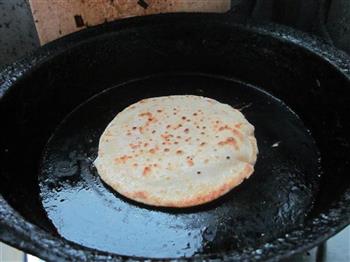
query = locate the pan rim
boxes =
[0,13,350,261]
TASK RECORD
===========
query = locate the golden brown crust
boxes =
[103,163,254,208]
[95,95,258,208]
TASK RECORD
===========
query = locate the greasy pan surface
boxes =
[39,74,320,258]
[1,14,350,261]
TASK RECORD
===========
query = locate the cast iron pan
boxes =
[0,13,349,261]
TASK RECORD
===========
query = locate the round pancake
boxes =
[94,95,258,207]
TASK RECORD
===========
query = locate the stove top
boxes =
[0,0,349,261]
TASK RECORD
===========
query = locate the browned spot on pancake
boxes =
[218,125,230,132]
[166,124,171,129]
[149,147,158,154]
[143,166,152,176]
[144,143,148,147]
[132,126,137,130]
[183,182,230,206]
[164,148,170,152]
[218,137,239,150]
[176,150,183,155]
[242,164,253,177]
[187,159,194,166]
[133,191,148,199]
[133,163,138,167]
[235,123,243,128]
[129,143,141,149]
[115,155,132,164]
[173,123,182,130]
[161,133,171,140]
[152,130,156,134]
[157,109,162,113]
[139,112,152,118]
[139,112,157,132]
[182,116,186,120]
[105,130,113,137]
[200,142,206,146]
[193,113,198,116]
[219,125,243,141]
[204,159,209,164]
[184,128,189,133]
[232,129,243,141]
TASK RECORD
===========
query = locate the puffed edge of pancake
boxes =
[95,160,255,208]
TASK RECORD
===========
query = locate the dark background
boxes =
[0,0,349,68]
[0,0,349,261]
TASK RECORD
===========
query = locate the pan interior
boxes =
[39,74,321,258]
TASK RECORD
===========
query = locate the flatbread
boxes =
[94,95,258,207]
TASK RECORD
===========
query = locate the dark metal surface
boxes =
[1,0,350,67]
[0,0,39,68]
[0,14,350,261]
[325,0,350,54]
[39,74,320,258]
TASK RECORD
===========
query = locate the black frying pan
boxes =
[0,14,349,261]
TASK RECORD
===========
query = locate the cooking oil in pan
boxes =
[39,74,321,258]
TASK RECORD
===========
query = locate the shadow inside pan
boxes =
[39,74,321,258]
